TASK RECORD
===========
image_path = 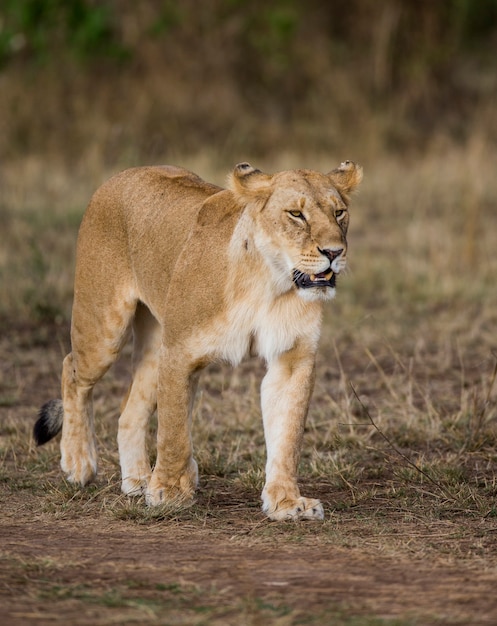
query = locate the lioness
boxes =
[34,161,362,520]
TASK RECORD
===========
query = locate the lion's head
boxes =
[229,161,363,302]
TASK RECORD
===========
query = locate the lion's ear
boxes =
[328,161,363,200]
[229,163,273,200]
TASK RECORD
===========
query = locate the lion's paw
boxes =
[60,443,97,486]
[121,475,150,496]
[145,486,195,507]
[145,459,198,507]
[263,496,324,521]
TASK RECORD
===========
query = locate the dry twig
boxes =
[349,383,458,503]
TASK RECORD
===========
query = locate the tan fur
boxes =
[54,160,362,521]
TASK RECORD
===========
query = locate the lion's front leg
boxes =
[145,351,199,506]
[260,344,324,521]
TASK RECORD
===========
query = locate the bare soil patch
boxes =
[2,513,497,626]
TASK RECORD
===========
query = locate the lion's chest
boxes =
[223,305,297,364]
[188,293,321,365]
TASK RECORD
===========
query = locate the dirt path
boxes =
[2,511,497,625]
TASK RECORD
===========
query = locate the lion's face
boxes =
[231,162,362,302]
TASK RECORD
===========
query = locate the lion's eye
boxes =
[289,210,305,220]
[335,209,346,219]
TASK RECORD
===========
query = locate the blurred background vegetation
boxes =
[1,0,497,323]
[1,0,496,170]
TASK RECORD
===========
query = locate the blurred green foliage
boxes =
[1,0,496,160]
[1,0,496,69]
[0,0,127,64]
[453,0,497,42]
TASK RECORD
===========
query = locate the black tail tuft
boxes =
[33,399,64,446]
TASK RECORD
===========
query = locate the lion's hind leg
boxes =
[59,352,99,485]
[118,303,160,496]
[60,287,137,487]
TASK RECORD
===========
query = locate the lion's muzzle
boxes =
[292,269,336,289]
[293,247,344,290]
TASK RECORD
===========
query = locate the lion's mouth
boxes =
[293,269,336,289]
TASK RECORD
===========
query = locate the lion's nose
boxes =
[319,247,343,262]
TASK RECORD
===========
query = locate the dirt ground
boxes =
[2,324,497,625]
[3,501,497,625]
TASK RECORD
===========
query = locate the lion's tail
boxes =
[33,399,64,445]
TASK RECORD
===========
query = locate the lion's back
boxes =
[92,165,220,228]
[76,165,223,312]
